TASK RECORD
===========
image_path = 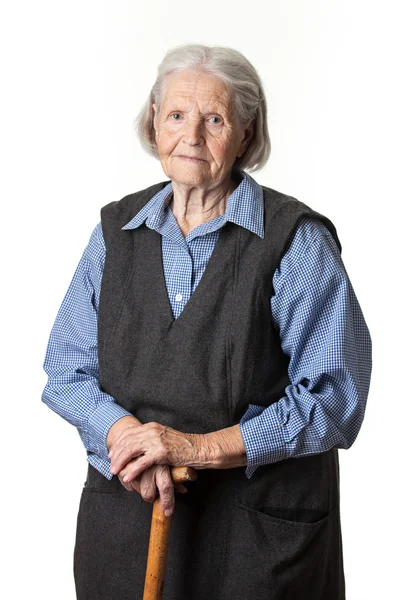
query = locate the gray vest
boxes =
[74,179,346,600]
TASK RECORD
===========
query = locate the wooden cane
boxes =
[142,466,197,600]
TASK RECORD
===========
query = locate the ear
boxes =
[237,119,254,158]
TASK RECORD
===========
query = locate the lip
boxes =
[175,155,207,162]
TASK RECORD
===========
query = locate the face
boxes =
[152,70,254,188]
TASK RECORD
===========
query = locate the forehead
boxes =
[161,70,233,113]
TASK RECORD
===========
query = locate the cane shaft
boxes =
[142,496,172,600]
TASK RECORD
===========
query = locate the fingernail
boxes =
[164,509,172,517]
[123,475,128,482]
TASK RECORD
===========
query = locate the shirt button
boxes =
[175,293,183,302]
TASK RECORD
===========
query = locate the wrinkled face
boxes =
[152,70,253,188]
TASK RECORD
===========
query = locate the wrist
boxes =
[183,432,219,469]
[194,432,221,469]
[203,426,247,470]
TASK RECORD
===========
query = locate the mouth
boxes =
[175,155,207,163]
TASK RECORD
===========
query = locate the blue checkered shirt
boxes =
[42,171,372,480]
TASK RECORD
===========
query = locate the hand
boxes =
[107,415,142,450]
[108,421,207,482]
[117,461,188,516]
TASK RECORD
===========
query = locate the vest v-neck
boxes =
[153,219,235,328]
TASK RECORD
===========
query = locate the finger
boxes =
[155,466,175,516]
[139,469,158,503]
[110,443,145,475]
[121,454,156,482]
[118,475,134,492]
[118,459,141,492]
[130,476,141,493]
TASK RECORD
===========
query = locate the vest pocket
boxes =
[234,495,333,527]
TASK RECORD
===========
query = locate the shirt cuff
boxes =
[239,402,289,479]
[87,402,134,461]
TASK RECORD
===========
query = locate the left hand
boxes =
[108,421,204,483]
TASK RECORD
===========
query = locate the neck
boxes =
[169,170,242,227]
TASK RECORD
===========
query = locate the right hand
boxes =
[117,460,188,516]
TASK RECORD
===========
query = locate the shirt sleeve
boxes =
[41,222,134,480]
[239,216,373,479]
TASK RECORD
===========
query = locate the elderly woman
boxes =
[42,44,372,599]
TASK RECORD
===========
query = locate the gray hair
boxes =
[135,44,271,172]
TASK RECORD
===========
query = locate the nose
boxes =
[183,119,204,146]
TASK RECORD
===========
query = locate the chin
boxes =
[167,164,210,187]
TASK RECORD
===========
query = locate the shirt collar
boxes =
[121,170,264,239]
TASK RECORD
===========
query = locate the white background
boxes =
[1,1,405,598]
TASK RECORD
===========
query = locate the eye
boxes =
[170,113,182,120]
[208,116,222,124]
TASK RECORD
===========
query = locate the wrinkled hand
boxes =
[108,421,204,482]
[117,461,187,516]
